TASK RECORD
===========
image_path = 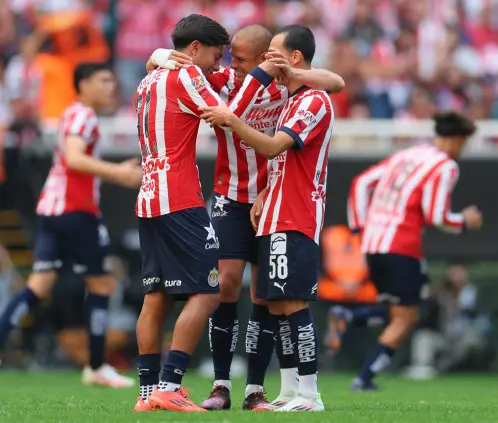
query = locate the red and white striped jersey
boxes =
[348,143,465,259]
[209,67,287,203]
[36,102,101,216]
[257,87,335,244]
[135,65,265,218]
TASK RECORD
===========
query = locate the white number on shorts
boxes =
[269,254,288,280]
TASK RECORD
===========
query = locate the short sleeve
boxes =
[278,94,328,150]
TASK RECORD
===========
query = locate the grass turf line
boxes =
[0,372,497,423]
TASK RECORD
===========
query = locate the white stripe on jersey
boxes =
[246,147,258,202]
[156,75,170,215]
[269,159,286,234]
[226,131,239,200]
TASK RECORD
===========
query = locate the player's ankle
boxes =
[245,384,263,397]
[214,379,232,390]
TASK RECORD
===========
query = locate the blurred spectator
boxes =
[405,265,493,380]
[0,0,497,119]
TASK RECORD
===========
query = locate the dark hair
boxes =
[274,24,315,64]
[433,111,476,138]
[172,14,229,49]
[73,62,112,94]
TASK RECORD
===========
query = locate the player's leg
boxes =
[326,304,388,353]
[147,208,219,412]
[242,264,276,409]
[262,231,323,412]
[351,254,422,390]
[0,216,59,345]
[134,217,173,411]
[67,213,133,388]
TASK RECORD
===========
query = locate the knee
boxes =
[249,283,267,307]
[219,270,242,302]
[27,271,57,299]
[85,275,116,296]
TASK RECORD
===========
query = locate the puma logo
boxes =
[274,282,287,293]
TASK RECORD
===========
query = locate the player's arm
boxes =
[266,51,345,93]
[422,161,481,233]
[347,161,387,231]
[65,135,141,189]
[200,92,327,159]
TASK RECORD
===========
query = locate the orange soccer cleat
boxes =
[133,396,153,412]
[148,387,207,412]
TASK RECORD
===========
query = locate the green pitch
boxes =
[0,371,497,423]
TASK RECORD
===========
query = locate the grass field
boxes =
[0,371,497,423]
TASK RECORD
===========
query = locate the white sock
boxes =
[157,381,180,392]
[299,373,318,399]
[280,367,299,396]
[139,384,156,401]
[214,379,232,391]
[245,384,263,398]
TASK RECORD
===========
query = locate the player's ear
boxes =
[291,50,303,66]
[190,40,201,57]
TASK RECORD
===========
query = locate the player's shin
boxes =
[85,293,110,370]
[273,314,299,400]
[210,301,239,389]
[0,287,39,344]
[287,308,319,399]
[245,304,274,397]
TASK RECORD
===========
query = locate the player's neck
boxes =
[287,65,312,95]
[77,96,98,112]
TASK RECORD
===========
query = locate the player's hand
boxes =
[250,190,266,231]
[259,59,281,78]
[462,205,482,230]
[265,50,293,84]
[146,48,193,72]
[117,158,142,189]
[199,103,233,127]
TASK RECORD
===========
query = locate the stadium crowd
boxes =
[0,0,498,126]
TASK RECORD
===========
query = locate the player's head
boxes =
[230,24,272,83]
[74,62,115,109]
[433,111,476,159]
[172,14,229,76]
[271,25,315,69]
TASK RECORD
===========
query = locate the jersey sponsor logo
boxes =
[204,223,219,249]
[164,279,182,287]
[296,109,317,126]
[142,157,171,175]
[269,160,282,183]
[143,277,161,286]
[245,105,283,122]
[212,195,230,218]
[270,232,287,255]
[240,140,252,150]
[207,268,219,287]
[311,184,326,202]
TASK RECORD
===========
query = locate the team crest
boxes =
[208,268,219,287]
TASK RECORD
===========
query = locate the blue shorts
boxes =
[366,253,428,306]
[210,194,258,264]
[256,231,319,301]
[139,207,219,298]
[33,212,109,275]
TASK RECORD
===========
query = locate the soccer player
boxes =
[148,26,344,411]
[0,63,141,387]
[200,24,334,412]
[347,111,482,390]
[133,15,278,413]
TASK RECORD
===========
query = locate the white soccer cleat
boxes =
[275,394,324,412]
[271,392,298,409]
[82,364,135,388]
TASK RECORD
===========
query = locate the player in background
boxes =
[133,15,280,413]
[200,24,334,412]
[0,63,141,387]
[147,27,344,411]
[347,111,482,390]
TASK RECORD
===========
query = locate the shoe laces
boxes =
[177,387,191,399]
[251,390,269,403]
[210,385,227,397]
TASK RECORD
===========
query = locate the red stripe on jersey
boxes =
[36,102,101,216]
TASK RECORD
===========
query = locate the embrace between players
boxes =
[0,12,481,415]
